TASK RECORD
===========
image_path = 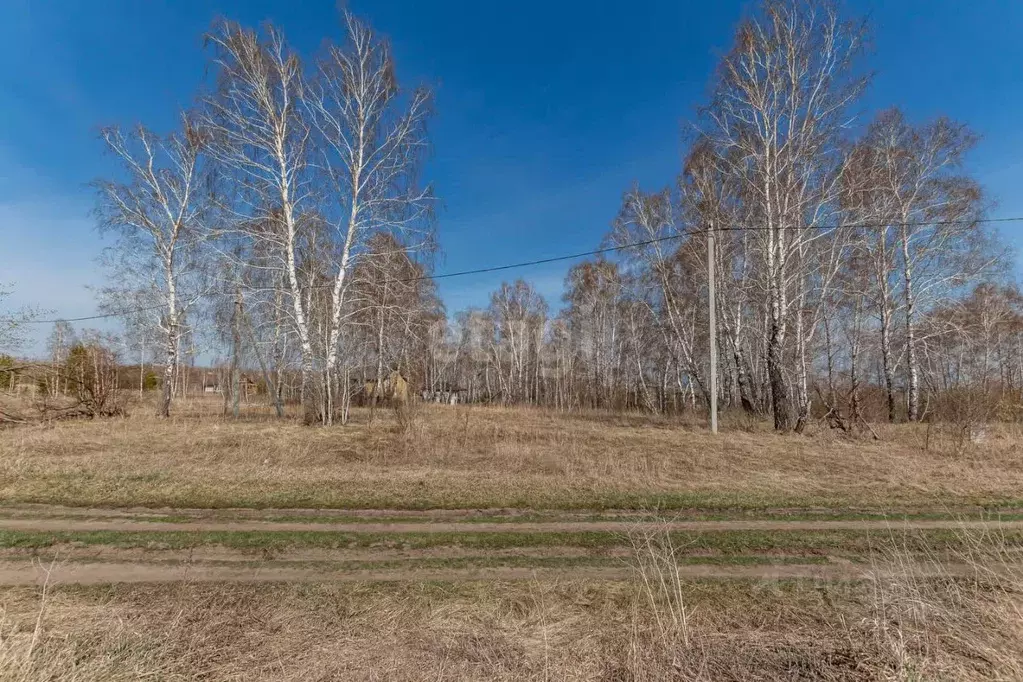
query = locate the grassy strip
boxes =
[0,528,1020,556]
[299,554,830,570]
[18,554,831,573]
[0,530,621,553]
[3,509,1023,528]
[7,474,1023,513]
[89,510,1023,525]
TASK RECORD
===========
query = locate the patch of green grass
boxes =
[263,510,1023,524]
[225,553,831,571]
[166,510,1023,527]
[8,471,1023,513]
[671,528,1023,555]
[1,527,1021,558]
[0,529,622,553]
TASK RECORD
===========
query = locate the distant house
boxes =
[2,363,47,398]
[420,387,468,405]
[206,375,263,400]
[357,370,409,405]
[240,375,262,399]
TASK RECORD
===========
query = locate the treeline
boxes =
[414,275,1023,424]
[418,1,1016,430]
[92,0,1018,431]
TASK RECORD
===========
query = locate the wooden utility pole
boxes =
[708,222,718,434]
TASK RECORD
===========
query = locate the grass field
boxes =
[1,398,1021,511]
[1,398,1023,679]
[0,579,946,680]
[2,557,1022,680]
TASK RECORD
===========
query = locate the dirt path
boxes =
[0,504,1013,586]
[0,558,978,586]
[0,504,614,520]
[0,544,628,564]
[4,503,1017,523]
[0,516,1019,535]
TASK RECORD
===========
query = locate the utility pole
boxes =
[230,288,242,418]
[708,221,718,434]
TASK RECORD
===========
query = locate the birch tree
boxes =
[859,109,988,421]
[203,22,321,422]
[350,232,439,410]
[609,189,707,404]
[95,117,213,417]
[307,11,433,422]
[46,320,76,396]
[702,0,868,430]
[679,139,761,414]
[489,280,548,403]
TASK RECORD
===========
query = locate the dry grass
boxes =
[2,521,1023,680]
[0,397,1021,511]
[3,558,1018,681]
[3,397,1020,679]
[616,521,1023,681]
[864,526,1023,681]
[0,575,883,681]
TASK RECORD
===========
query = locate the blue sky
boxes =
[2,0,1022,353]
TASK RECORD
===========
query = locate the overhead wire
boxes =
[22,215,1023,325]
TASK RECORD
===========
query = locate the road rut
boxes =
[0,517,1018,534]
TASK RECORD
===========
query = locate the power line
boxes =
[417,216,1023,283]
[26,309,164,325]
[23,215,1023,325]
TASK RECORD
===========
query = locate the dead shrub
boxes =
[925,387,1001,455]
[36,336,128,420]
[625,523,705,679]
[995,397,1023,424]
[721,408,763,434]
[392,399,423,452]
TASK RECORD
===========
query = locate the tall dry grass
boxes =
[4,527,1023,681]
[1,397,1022,511]
[616,520,1023,681]
[863,525,1023,681]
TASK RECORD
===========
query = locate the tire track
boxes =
[0,517,1019,534]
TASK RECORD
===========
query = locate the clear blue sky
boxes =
[2,0,1022,353]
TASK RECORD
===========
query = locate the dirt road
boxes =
[0,505,1015,535]
[0,504,1013,586]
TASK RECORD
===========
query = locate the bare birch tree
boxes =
[95,116,213,417]
[609,189,708,404]
[306,11,433,422]
[203,22,321,422]
[862,109,988,421]
[702,0,868,430]
[46,320,76,396]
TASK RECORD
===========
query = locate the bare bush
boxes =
[925,387,1001,455]
[626,523,706,679]
[43,336,127,419]
[392,398,423,454]
[722,408,762,434]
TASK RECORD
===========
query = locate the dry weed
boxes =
[864,523,1023,681]
[5,541,1023,682]
[392,399,424,459]
[618,519,1023,681]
